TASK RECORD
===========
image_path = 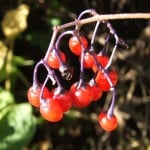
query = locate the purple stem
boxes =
[92,53,102,70]
[104,44,118,70]
[32,60,43,91]
[107,88,116,119]
[104,21,119,70]
[102,69,113,88]
[88,21,109,71]
[75,34,86,87]
[39,60,64,103]
[53,74,64,93]
[55,30,73,50]
[39,74,49,104]
[75,9,97,31]
[54,30,73,67]
[99,34,111,55]
[42,60,62,88]
[44,28,58,61]
[93,68,113,90]
[78,9,97,20]
[79,48,85,85]
[90,21,101,47]
[89,35,110,72]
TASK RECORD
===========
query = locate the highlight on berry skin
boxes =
[27,9,127,129]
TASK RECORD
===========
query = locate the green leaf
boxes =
[50,18,61,26]
[0,89,15,120]
[12,55,34,66]
[0,103,36,150]
[0,41,7,70]
[0,88,14,111]
[0,66,6,82]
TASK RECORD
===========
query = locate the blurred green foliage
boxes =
[0,0,150,150]
[0,88,36,149]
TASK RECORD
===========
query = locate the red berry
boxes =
[47,50,66,69]
[89,83,102,101]
[95,70,118,91]
[80,52,94,68]
[98,112,118,131]
[40,98,64,122]
[92,55,109,72]
[69,35,88,55]
[27,86,51,107]
[70,82,93,108]
[51,89,72,112]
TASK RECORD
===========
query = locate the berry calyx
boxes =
[40,98,64,122]
[69,35,88,55]
[27,85,51,107]
[47,50,66,69]
[98,111,118,131]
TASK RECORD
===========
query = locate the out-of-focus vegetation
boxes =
[0,0,149,150]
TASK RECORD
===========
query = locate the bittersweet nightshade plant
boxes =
[27,9,150,131]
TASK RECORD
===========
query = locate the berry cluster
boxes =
[27,9,126,132]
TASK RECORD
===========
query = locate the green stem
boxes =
[5,38,15,90]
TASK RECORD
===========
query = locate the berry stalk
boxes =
[107,88,116,119]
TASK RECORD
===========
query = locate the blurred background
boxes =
[0,0,150,150]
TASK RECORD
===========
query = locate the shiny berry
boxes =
[89,83,102,101]
[95,70,118,91]
[27,86,51,107]
[69,35,88,55]
[51,89,72,112]
[47,50,66,69]
[98,112,118,131]
[40,98,64,122]
[70,82,93,108]
[92,55,109,72]
[81,52,94,68]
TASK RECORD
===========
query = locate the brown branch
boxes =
[57,13,150,31]
[44,12,150,60]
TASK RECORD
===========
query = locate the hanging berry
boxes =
[27,9,127,131]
